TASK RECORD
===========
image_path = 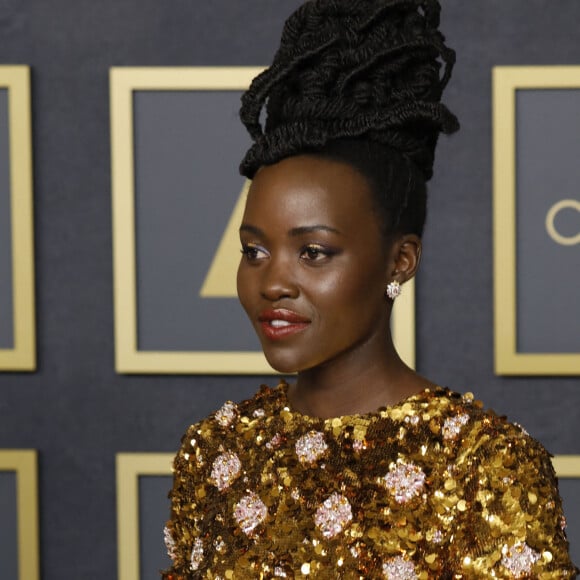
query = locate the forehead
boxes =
[243,155,378,232]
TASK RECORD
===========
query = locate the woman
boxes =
[163,0,577,577]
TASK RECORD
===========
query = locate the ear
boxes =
[386,234,422,284]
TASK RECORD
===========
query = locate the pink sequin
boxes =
[234,492,268,536]
[266,433,283,450]
[382,556,417,579]
[442,413,470,441]
[163,526,176,560]
[215,401,238,427]
[382,461,426,503]
[210,451,242,491]
[501,542,540,577]
[296,430,328,463]
[190,538,204,571]
[314,493,353,538]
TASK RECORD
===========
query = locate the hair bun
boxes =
[240,0,459,180]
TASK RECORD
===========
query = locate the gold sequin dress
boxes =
[162,382,577,579]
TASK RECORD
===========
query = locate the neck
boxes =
[288,335,434,419]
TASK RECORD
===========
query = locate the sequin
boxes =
[381,461,426,503]
[162,382,577,579]
[314,492,353,538]
[296,431,328,463]
[210,451,242,491]
[233,492,268,536]
[215,401,238,427]
[266,433,283,450]
[514,422,530,436]
[501,542,541,577]
[164,526,176,560]
[442,413,470,441]
[382,556,417,579]
[190,538,204,571]
[561,515,568,531]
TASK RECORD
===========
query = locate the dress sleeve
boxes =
[161,425,205,580]
[452,424,578,578]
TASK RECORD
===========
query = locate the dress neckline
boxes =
[272,379,449,423]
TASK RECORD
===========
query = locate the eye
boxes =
[240,244,269,261]
[300,244,334,261]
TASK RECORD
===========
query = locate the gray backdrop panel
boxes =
[516,89,580,353]
[139,475,172,580]
[0,1,579,578]
[0,88,14,350]
[0,472,18,580]
[559,479,580,566]
[134,90,260,351]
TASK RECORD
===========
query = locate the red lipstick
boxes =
[258,309,310,341]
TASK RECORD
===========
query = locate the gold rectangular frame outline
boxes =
[110,67,415,374]
[493,66,580,375]
[0,450,39,580]
[0,66,36,371]
[116,452,576,580]
[552,455,580,479]
[116,452,173,580]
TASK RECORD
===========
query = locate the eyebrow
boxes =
[239,224,342,236]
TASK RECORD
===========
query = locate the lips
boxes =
[258,309,311,341]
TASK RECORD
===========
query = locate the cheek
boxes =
[306,264,383,316]
[236,263,252,312]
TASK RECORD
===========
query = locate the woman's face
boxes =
[237,155,395,374]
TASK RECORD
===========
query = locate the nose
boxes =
[260,256,299,301]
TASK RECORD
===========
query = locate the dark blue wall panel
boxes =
[0,472,18,580]
[139,475,172,580]
[0,88,14,350]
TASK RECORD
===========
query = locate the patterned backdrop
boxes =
[0,1,579,578]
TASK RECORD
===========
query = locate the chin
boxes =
[262,347,324,376]
[264,354,301,375]
[260,347,306,375]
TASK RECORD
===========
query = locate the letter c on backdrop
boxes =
[545,199,580,246]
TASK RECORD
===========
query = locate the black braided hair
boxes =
[239,0,459,238]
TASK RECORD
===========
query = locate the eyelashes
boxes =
[240,244,269,261]
[300,244,337,261]
[240,243,339,263]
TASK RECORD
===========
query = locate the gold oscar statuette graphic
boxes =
[200,180,250,297]
[546,199,580,246]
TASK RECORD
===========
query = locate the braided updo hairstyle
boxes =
[239,0,459,239]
